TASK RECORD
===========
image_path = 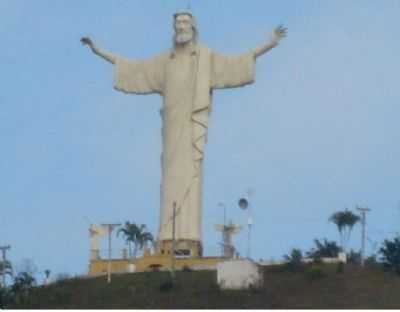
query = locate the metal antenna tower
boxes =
[215,202,242,258]
[100,223,121,283]
[356,207,371,266]
[214,222,242,258]
[0,245,11,287]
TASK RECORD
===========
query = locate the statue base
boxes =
[156,239,202,258]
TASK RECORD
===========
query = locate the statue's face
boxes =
[174,14,194,44]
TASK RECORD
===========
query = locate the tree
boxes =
[11,272,36,305]
[0,260,13,308]
[117,222,138,259]
[133,224,154,257]
[306,239,341,259]
[12,272,36,293]
[137,227,154,252]
[0,286,13,309]
[0,260,13,287]
[329,209,360,252]
[118,222,154,259]
[14,259,37,279]
[379,236,400,274]
[0,260,13,275]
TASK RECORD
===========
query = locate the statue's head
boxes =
[173,11,198,45]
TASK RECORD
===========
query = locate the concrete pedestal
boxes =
[217,259,263,290]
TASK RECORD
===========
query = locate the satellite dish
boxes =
[238,198,248,210]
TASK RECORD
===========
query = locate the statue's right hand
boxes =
[81,37,94,48]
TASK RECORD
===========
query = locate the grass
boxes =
[8,263,400,309]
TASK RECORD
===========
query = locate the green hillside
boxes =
[7,264,400,309]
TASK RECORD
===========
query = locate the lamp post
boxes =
[101,223,121,283]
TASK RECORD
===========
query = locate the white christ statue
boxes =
[81,11,287,257]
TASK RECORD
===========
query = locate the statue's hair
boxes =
[173,11,198,46]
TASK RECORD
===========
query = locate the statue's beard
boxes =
[175,32,193,44]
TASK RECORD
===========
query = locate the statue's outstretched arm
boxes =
[253,25,287,58]
[81,37,117,64]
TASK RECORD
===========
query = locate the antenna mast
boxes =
[215,222,242,258]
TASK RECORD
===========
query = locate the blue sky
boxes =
[1,0,400,280]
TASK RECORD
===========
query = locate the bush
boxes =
[12,272,36,293]
[305,265,325,281]
[55,273,71,283]
[312,254,323,265]
[336,261,345,274]
[283,248,304,272]
[159,279,174,292]
[347,249,362,265]
[379,236,400,274]
[306,239,341,259]
[11,272,36,306]
[182,265,193,272]
[364,254,380,268]
[0,287,13,309]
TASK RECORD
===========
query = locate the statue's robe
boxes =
[113,44,255,246]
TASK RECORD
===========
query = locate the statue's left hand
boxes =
[271,25,288,44]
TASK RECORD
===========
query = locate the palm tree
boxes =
[133,224,154,258]
[117,222,138,259]
[329,209,360,253]
[137,229,154,254]
[118,222,154,259]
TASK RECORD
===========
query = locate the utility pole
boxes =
[0,245,11,287]
[101,224,121,283]
[171,201,177,279]
[357,207,371,266]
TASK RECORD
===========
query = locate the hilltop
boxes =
[7,264,400,309]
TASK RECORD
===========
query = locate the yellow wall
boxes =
[89,254,223,276]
